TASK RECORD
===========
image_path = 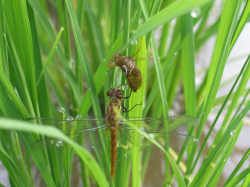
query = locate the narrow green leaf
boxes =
[0,118,109,187]
[37,27,64,86]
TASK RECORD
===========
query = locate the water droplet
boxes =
[103,59,106,62]
[139,18,144,24]
[71,122,75,125]
[141,136,144,139]
[56,140,63,147]
[131,19,134,22]
[88,88,92,91]
[191,8,201,18]
[67,116,73,121]
[60,107,65,113]
[193,138,199,142]
[76,115,82,118]
[158,57,161,59]
[131,40,138,45]
[124,154,127,157]
[50,140,54,144]
[174,52,178,55]
[111,46,114,49]
[54,46,58,51]
[239,114,242,116]
[91,146,95,149]
[71,61,75,67]
[166,185,171,187]
[60,27,64,31]
[106,71,109,75]
[230,130,235,136]
[223,159,226,162]
[148,134,154,139]
[17,155,21,160]
[33,8,38,14]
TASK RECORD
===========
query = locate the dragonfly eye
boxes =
[107,90,113,97]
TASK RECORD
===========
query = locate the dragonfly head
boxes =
[107,87,123,100]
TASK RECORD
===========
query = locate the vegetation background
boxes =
[0,0,250,186]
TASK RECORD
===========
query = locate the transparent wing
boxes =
[27,117,108,149]
[118,115,199,148]
[31,125,110,149]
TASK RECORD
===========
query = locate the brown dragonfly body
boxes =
[106,87,124,179]
[108,39,153,92]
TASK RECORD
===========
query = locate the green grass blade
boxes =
[230,0,250,51]
[224,167,250,187]
[0,143,28,186]
[130,0,214,43]
[37,27,64,86]
[129,36,147,187]
[210,55,250,151]
[65,0,102,116]
[189,102,250,186]
[191,56,250,171]
[56,0,71,61]
[0,118,109,187]
[224,148,250,185]
[189,0,244,170]
[180,14,196,116]
[4,0,39,117]
[28,0,83,105]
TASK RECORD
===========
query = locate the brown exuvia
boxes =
[108,38,153,93]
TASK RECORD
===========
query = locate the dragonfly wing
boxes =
[27,117,107,133]
[118,126,199,148]
[32,138,68,149]
[118,115,199,148]
[27,117,108,149]
[31,125,108,149]
[118,115,199,133]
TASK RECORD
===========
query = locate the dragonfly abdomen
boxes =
[110,126,118,180]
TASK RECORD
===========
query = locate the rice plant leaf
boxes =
[130,0,214,43]
[189,102,250,187]
[224,167,250,187]
[0,143,28,186]
[224,148,250,185]
[230,0,250,51]
[27,3,51,118]
[0,118,109,187]
[129,36,147,187]
[210,55,250,148]
[189,0,244,169]
[3,0,39,117]
[0,69,30,118]
[27,0,82,105]
[64,0,102,116]
[180,14,196,116]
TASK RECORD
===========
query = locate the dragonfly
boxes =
[28,77,199,180]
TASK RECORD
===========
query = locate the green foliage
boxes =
[0,0,249,186]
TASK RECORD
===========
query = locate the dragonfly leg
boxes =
[106,71,113,89]
[121,102,142,113]
[124,89,132,99]
[134,46,153,62]
[130,37,143,58]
